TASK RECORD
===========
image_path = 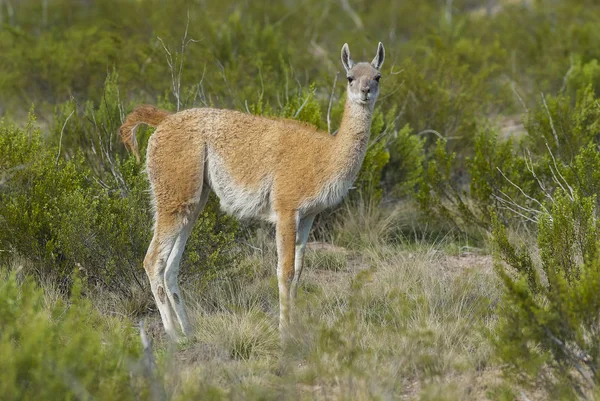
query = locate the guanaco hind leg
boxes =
[143,214,183,340]
[144,128,206,339]
[163,187,210,336]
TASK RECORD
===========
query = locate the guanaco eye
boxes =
[347,76,354,84]
[374,75,381,82]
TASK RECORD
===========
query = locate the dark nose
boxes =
[361,86,370,94]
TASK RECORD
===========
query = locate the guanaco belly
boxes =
[205,147,274,220]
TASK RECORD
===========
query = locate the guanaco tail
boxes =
[119,42,385,340]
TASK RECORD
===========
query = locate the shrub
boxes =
[418,83,600,234]
[0,272,153,401]
[524,84,600,163]
[0,115,152,293]
[0,94,240,296]
[384,123,425,197]
[566,58,600,98]
[391,38,507,158]
[493,191,600,399]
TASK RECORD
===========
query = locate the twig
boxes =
[389,64,404,76]
[508,77,528,113]
[541,93,560,152]
[56,110,75,166]
[417,129,444,140]
[294,93,311,119]
[193,64,207,107]
[545,142,574,200]
[157,9,198,112]
[378,80,404,101]
[339,0,364,29]
[524,149,554,202]
[258,65,265,100]
[327,71,339,134]
[368,114,401,150]
[139,320,166,401]
[493,193,542,224]
[157,36,176,107]
[496,167,549,214]
[560,54,575,93]
[494,200,539,224]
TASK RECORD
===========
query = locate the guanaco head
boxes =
[341,42,385,106]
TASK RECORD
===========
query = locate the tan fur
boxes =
[120,43,386,340]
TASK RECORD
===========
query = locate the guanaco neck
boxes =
[333,98,374,179]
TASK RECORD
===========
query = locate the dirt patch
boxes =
[442,253,494,274]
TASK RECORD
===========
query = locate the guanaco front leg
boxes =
[275,210,297,336]
[291,214,316,303]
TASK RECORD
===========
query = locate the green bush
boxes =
[524,84,600,163]
[384,123,425,197]
[0,272,152,401]
[418,83,600,234]
[566,58,600,98]
[392,41,504,156]
[0,114,152,293]
[0,94,240,297]
[493,191,600,399]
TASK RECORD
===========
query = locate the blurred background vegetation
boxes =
[4,0,600,399]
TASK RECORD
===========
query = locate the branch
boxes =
[293,92,311,119]
[138,321,167,401]
[339,0,364,30]
[157,36,177,109]
[56,110,75,166]
[496,167,549,215]
[493,193,542,224]
[541,93,560,152]
[542,326,594,388]
[524,149,554,202]
[368,113,401,150]
[510,79,529,113]
[327,71,339,134]
[545,142,574,200]
[417,129,444,140]
[156,10,199,112]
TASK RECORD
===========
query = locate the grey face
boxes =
[341,42,385,106]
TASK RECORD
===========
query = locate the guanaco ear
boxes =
[341,43,354,73]
[371,42,385,70]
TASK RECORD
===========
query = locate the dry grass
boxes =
[141,203,507,400]
[160,242,504,400]
[24,203,517,400]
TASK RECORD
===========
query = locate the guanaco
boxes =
[120,42,385,339]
